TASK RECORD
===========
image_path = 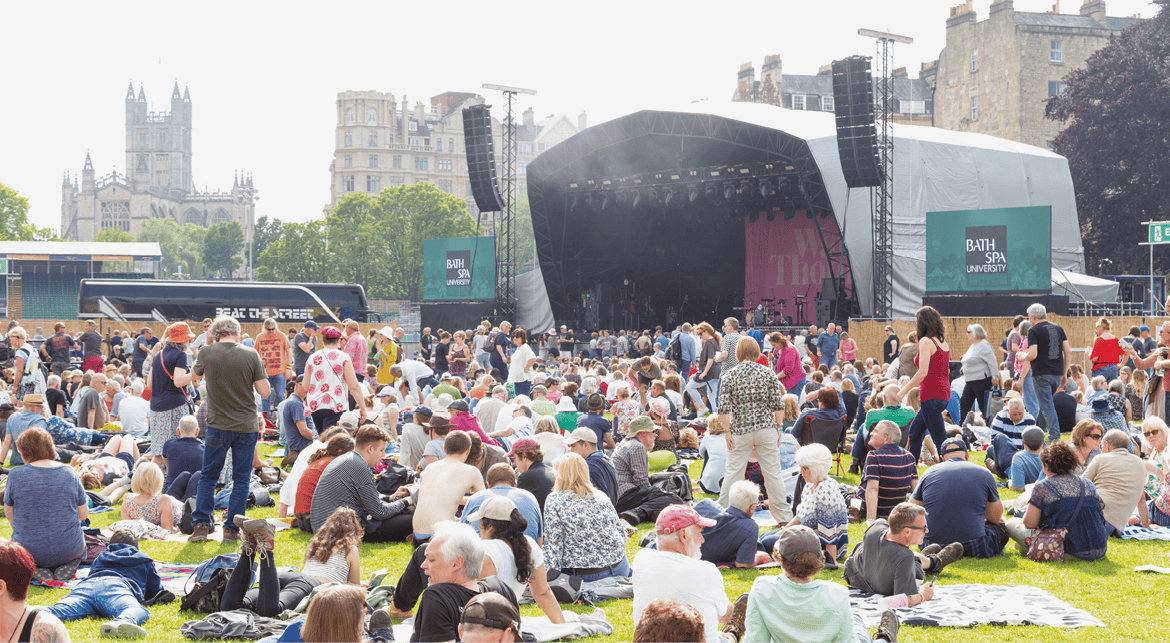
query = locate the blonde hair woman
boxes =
[121,462,181,532]
[542,454,630,581]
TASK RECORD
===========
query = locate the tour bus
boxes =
[78,279,375,324]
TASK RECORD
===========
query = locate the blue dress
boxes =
[1029,474,1109,561]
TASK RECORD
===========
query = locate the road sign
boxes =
[1150,223,1170,244]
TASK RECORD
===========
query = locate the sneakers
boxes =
[920,543,942,557]
[239,517,276,553]
[847,506,862,523]
[619,511,641,527]
[222,529,241,546]
[876,609,900,643]
[188,523,212,543]
[368,608,393,634]
[721,593,749,642]
[100,620,147,638]
[932,542,964,572]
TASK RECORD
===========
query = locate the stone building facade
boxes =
[61,83,255,242]
[924,0,1142,148]
[323,90,585,228]
[732,55,935,127]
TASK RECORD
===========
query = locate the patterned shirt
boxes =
[541,490,627,571]
[717,361,785,435]
[797,477,849,549]
[344,332,368,379]
[857,443,918,518]
[719,332,742,374]
[613,437,650,497]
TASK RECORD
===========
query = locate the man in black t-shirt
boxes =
[1021,304,1071,442]
[558,325,575,357]
[45,374,68,418]
[434,331,451,374]
[41,322,75,375]
[883,325,899,365]
[420,327,436,363]
[408,521,518,643]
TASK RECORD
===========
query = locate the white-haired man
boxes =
[1019,303,1070,441]
[691,481,772,568]
[117,380,150,438]
[985,397,1036,478]
[633,505,746,643]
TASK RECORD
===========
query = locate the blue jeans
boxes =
[685,376,719,415]
[49,576,150,625]
[1033,373,1063,441]
[1021,371,1039,419]
[193,428,258,532]
[676,360,691,382]
[264,373,286,414]
[907,398,947,461]
[788,376,808,399]
[1091,364,1119,383]
[574,556,631,583]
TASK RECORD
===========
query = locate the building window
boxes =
[409,121,417,132]
[435,138,442,152]
[410,138,423,148]
[414,157,429,170]
[971,50,978,72]
[137,129,147,146]
[389,176,404,187]
[100,201,130,232]
[344,132,352,147]
[437,159,452,171]
[367,175,381,192]
[369,131,377,146]
[438,180,452,193]
[792,94,806,110]
[519,143,532,156]
[346,108,354,122]
[1048,81,1067,97]
[369,155,378,168]
[344,155,352,168]
[212,209,230,225]
[900,99,926,114]
[343,175,354,192]
[157,129,169,145]
[822,96,835,112]
[136,154,148,171]
[448,139,455,152]
[1051,40,1063,63]
[970,96,979,121]
[392,155,402,168]
[367,108,377,123]
[466,181,472,196]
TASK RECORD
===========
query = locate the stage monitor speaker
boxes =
[815,300,834,328]
[820,278,841,302]
[831,56,881,189]
[462,104,506,213]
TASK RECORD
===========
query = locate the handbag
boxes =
[157,350,196,415]
[1025,479,1087,562]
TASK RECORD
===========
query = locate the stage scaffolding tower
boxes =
[859,29,912,320]
[483,84,536,321]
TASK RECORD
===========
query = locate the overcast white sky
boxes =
[0,0,1155,232]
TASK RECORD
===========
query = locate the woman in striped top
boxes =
[221,507,363,617]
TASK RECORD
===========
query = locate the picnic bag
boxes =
[180,567,228,613]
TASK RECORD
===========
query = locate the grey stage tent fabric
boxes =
[517,264,555,334]
[593,102,1085,318]
[1051,267,1119,304]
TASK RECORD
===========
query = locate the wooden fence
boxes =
[0,319,398,343]
[847,314,1153,370]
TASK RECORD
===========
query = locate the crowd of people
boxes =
[0,303,1163,642]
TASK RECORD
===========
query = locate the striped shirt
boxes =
[989,409,1036,449]
[857,444,918,518]
[309,451,409,532]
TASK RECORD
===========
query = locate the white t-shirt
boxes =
[280,439,326,509]
[508,344,536,383]
[117,395,151,437]
[480,536,544,600]
[632,548,729,643]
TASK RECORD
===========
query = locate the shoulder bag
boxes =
[157,349,196,415]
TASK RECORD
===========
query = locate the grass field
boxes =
[9,442,1169,642]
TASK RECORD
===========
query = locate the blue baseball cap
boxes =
[1140,325,1150,332]
[303,321,319,329]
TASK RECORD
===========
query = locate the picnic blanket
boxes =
[848,584,1104,628]
[32,561,198,595]
[1120,525,1170,541]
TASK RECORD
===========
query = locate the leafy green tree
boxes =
[252,215,284,263]
[1046,1,1170,275]
[327,193,389,297]
[203,221,245,278]
[512,191,536,275]
[95,229,134,243]
[137,218,205,277]
[0,182,56,240]
[257,221,330,283]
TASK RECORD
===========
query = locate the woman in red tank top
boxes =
[898,306,951,461]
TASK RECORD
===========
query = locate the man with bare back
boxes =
[412,430,486,544]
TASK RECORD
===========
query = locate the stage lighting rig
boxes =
[662,186,675,208]
[783,200,796,221]
[704,184,718,202]
[759,178,773,198]
[740,179,753,199]
[723,182,735,202]
[688,184,701,205]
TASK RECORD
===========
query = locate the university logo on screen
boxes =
[965,225,1007,275]
[446,250,472,287]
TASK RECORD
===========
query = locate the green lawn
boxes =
[11,444,1170,642]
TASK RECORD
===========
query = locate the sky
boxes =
[0,0,1156,233]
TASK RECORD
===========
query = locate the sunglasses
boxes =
[1088,433,1103,440]
[907,525,928,531]
[1144,431,1160,437]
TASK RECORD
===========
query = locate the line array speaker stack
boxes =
[831,56,881,189]
[462,104,506,212]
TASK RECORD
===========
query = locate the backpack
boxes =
[180,567,228,614]
[664,335,682,361]
[376,462,414,496]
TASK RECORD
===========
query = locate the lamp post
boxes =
[235,185,259,280]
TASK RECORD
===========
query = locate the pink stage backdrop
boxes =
[744,215,833,321]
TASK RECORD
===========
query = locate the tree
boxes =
[328,193,390,297]
[137,218,206,277]
[203,221,245,278]
[0,182,56,240]
[256,220,330,283]
[1046,1,1170,275]
[95,229,134,243]
[252,215,284,263]
[512,191,537,275]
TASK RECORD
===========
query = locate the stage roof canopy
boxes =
[531,101,1084,319]
[0,241,163,262]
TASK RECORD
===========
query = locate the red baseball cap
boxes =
[655,504,716,535]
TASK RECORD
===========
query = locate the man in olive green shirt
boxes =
[189,316,270,543]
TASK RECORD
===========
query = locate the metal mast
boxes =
[483,84,535,321]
